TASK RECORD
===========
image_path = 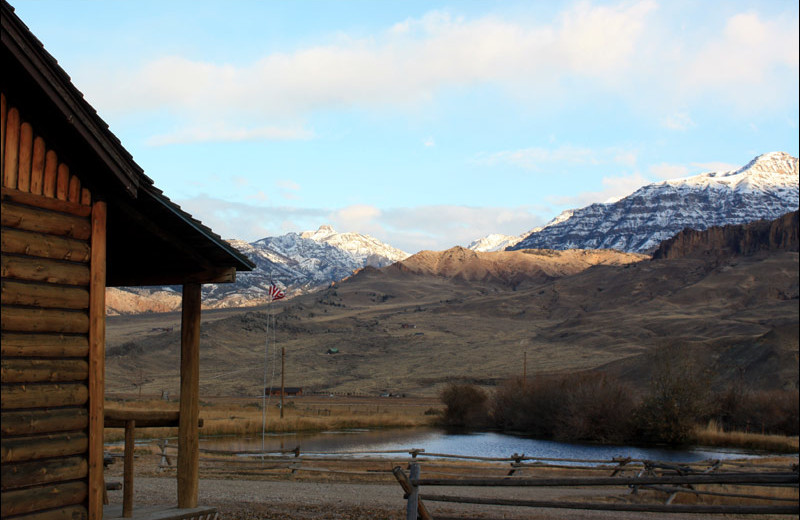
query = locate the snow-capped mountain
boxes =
[199,226,409,308]
[300,225,409,267]
[509,152,799,253]
[467,233,526,252]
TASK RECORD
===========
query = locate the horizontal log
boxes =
[9,505,87,520]
[419,493,799,515]
[1,481,87,517]
[1,358,89,383]
[1,280,90,310]
[0,332,89,358]
[1,255,90,286]
[1,431,88,464]
[1,408,88,436]
[1,306,89,334]
[2,227,91,262]
[104,408,204,428]
[414,473,800,487]
[1,199,91,238]
[1,382,88,410]
[1,455,87,490]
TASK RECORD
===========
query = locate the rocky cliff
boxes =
[652,211,799,260]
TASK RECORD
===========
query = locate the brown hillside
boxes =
[393,246,645,286]
[105,242,798,397]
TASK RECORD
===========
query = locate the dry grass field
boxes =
[103,396,441,443]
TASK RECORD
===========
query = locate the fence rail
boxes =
[138,441,799,518]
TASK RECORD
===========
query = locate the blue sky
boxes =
[12,0,799,253]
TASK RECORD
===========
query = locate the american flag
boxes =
[268,285,285,301]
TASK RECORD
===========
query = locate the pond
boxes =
[198,427,768,463]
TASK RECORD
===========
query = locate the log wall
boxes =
[2,92,99,519]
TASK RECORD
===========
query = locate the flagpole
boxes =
[261,294,271,454]
[261,284,285,455]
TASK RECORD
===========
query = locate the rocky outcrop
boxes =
[652,211,799,260]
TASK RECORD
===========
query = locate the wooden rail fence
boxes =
[141,443,800,517]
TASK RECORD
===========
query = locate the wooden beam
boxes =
[43,150,57,198]
[88,200,106,520]
[0,306,89,334]
[3,107,19,189]
[1,280,90,309]
[1,202,92,239]
[107,266,237,287]
[0,332,88,358]
[1,93,6,170]
[1,256,91,286]
[1,227,91,262]
[1,358,89,383]
[30,136,45,195]
[17,122,32,192]
[2,187,93,217]
[1,432,88,464]
[1,408,88,436]
[178,283,201,509]
[1,455,88,491]
[1,481,87,517]
[1,383,88,410]
[56,164,69,201]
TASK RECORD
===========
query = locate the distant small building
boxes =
[266,386,303,397]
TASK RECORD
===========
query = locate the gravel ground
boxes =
[105,475,789,520]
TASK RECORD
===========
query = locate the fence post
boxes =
[158,438,171,471]
[123,419,135,517]
[407,462,420,520]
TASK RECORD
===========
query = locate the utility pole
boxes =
[523,351,527,389]
[280,347,285,419]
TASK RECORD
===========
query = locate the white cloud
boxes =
[78,2,662,136]
[424,136,436,147]
[678,11,799,111]
[175,196,546,253]
[69,2,797,143]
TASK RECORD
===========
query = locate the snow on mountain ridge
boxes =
[300,225,409,265]
[509,152,799,254]
[467,233,525,252]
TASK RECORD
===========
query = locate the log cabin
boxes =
[1,2,255,518]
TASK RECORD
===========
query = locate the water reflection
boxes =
[200,428,764,462]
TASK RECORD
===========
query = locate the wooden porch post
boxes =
[177,283,201,508]
[88,201,107,519]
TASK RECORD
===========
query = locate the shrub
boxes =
[633,345,710,445]
[440,383,489,427]
[554,373,637,444]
